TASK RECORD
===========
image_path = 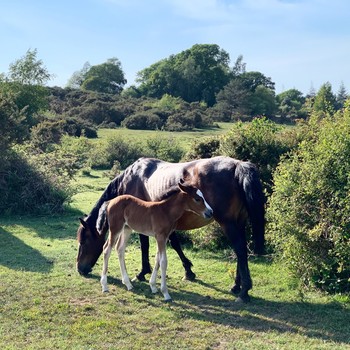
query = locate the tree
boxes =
[137,44,232,106]
[1,49,52,130]
[8,48,51,85]
[80,58,127,94]
[313,82,337,116]
[336,81,348,110]
[66,62,91,89]
[276,88,306,118]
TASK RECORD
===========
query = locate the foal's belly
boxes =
[176,212,213,230]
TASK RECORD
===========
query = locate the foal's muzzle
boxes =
[204,208,213,219]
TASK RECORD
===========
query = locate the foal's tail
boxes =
[96,201,110,235]
[236,162,265,255]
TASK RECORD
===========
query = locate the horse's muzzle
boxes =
[204,209,213,219]
[77,264,92,276]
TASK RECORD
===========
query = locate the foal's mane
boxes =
[160,187,181,201]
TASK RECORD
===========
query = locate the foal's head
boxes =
[76,218,106,276]
[178,182,213,219]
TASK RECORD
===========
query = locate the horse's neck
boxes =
[159,193,187,221]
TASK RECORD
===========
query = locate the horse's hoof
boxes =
[164,298,173,303]
[136,273,147,282]
[231,285,241,295]
[183,271,196,281]
[102,288,109,293]
[150,287,158,294]
[235,295,250,303]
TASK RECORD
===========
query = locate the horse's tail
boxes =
[96,201,110,235]
[235,161,265,255]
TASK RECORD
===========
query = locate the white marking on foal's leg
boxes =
[117,229,133,291]
[159,250,171,302]
[149,251,160,294]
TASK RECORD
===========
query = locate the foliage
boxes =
[184,137,220,160]
[267,104,350,293]
[71,58,127,94]
[7,48,51,85]
[0,90,27,151]
[313,82,337,116]
[276,88,306,119]
[219,117,295,192]
[137,44,232,106]
[0,147,76,215]
[144,135,184,162]
[121,111,163,130]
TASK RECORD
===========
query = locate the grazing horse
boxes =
[77,156,265,303]
[97,181,213,301]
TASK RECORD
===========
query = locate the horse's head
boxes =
[178,181,213,219]
[76,217,105,276]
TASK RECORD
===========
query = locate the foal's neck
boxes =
[161,192,189,219]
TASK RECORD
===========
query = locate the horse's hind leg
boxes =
[169,231,196,281]
[116,227,133,291]
[222,221,252,303]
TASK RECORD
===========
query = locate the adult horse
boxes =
[77,156,265,303]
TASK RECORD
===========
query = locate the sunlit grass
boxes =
[1,170,349,350]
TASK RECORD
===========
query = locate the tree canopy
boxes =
[136,44,232,106]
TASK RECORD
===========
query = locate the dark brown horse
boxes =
[77,156,265,302]
[97,181,213,301]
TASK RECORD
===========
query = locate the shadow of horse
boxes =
[0,227,53,273]
[86,271,350,346]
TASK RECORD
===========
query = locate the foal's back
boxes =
[107,194,179,238]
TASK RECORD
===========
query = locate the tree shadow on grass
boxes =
[0,227,53,273]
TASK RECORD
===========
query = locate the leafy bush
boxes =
[144,135,184,162]
[219,117,296,192]
[0,148,76,215]
[184,137,220,160]
[122,112,163,130]
[267,105,350,293]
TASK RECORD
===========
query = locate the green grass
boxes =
[1,170,349,350]
[96,122,234,151]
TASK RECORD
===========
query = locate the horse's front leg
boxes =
[169,231,196,281]
[117,228,133,291]
[136,234,152,281]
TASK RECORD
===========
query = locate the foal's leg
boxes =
[158,238,171,302]
[149,248,160,295]
[169,231,196,281]
[116,227,133,291]
[101,232,118,293]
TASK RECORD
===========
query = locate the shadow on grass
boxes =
[83,270,350,346]
[0,227,53,273]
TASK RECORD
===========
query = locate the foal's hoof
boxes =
[183,271,196,281]
[164,298,173,303]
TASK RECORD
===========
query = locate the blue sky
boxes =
[1,0,349,95]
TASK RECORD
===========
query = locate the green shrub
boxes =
[122,112,163,130]
[0,148,76,215]
[219,117,295,193]
[144,135,184,162]
[267,105,350,293]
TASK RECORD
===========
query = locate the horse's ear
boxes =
[178,181,191,194]
[79,217,89,229]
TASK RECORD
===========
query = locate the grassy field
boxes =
[1,169,349,350]
[96,122,234,151]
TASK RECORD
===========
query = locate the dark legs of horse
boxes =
[222,221,252,303]
[136,234,152,281]
[168,232,196,281]
[137,232,196,281]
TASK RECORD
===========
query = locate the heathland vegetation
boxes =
[1,47,350,348]
[1,46,349,295]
